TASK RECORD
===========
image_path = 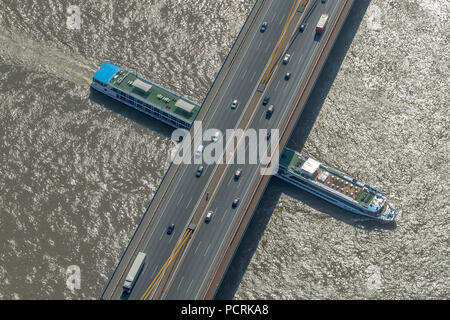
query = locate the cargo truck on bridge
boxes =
[316,13,329,34]
[123,252,146,294]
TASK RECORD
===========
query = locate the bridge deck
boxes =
[101,0,354,300]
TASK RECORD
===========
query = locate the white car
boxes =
[205,211,213,223]
[212,131,221,142]
[283,54,291,65]
[195,145,204,158]
[231,100,238,109]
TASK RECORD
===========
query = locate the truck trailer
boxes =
[123,252,146,294]
[316,13,329,34]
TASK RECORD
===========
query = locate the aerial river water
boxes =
[0,0,448,299]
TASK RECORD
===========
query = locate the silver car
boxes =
[212,131,221,142]
[234,169,242,180]
[196,166,204,177]
[205,211,213,223]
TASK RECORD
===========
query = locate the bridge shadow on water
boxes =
[214,0,381,300]
[215,176,396,299]
[89,88,173,140]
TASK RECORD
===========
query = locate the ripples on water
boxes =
[0,0,448,299]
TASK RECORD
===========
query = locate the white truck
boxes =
[316,13,329,34]
[123,252,146,294]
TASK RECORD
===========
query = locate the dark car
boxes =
[285,72,291,80]
[196,165,204,177]
[266,105,274,118]
[266,131,271,140]
[299,23,306,33]
[322,0,326,3]
[260,22,268,33]
[167,224,175,235]
[232,198,240,208]
[263,96,270,106]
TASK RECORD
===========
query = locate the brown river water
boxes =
[0,0,448,299]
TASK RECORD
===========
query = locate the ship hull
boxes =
[275,170,396,221]
[91,83,188,130]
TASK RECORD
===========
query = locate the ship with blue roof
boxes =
[91,62,200,129]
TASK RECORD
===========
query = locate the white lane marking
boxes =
[186,279,194,295]
[250,71,257,82]
[220,211,227,223]
[176,195,183,207]
[275,79,281,91]
[237,175,243,188]
[240,68,248,80]
[204,244,212,257]
[257,38,263,49]
[299,43,318,83]
[260,109,266,121]
[279,15,285,25]
[177,276,184,291]
[186,196,193,208]
[151,265,158,278]
[194,241,202,255]
[284,81,290,93]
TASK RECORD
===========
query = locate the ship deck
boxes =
[279,148,304,168]
[109,71,200,122]
[279,148,376,208]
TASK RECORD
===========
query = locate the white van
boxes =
[266,105,274,118]
[195,145,204,158]
[205,211,213,223]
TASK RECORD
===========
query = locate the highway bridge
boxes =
[101,0,354,300]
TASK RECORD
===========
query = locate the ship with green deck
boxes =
[278,148,397,221]
[91,62,199,129]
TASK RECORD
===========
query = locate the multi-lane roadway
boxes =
[102,0,297,300]
[101,0,353,300]
[161,0,345,300]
